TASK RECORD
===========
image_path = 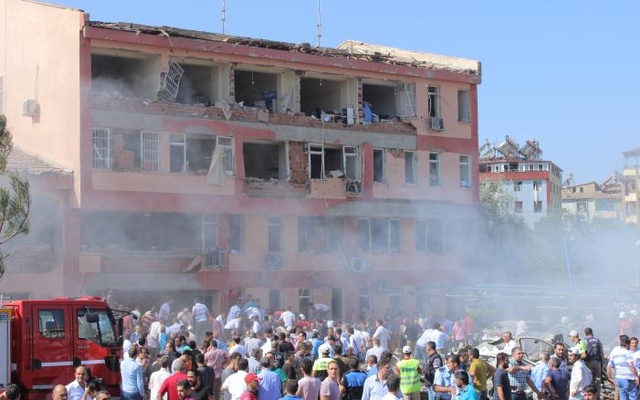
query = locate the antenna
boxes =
[316,0,322,47]
[221,0,226,34]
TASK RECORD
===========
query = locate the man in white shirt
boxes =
[569,347,592,400]
[280,307,296,329]
[65,366,88,400]
[221,358,250,400]
[373,320,392,351]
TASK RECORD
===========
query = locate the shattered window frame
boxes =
[343,146,360,181]
[427,85,441,118]
[201,214,219,252]
[459,155,471,188]
[216,135,235,175]
[229,214,244,253]
[404,151,416,185]
[457,89,470,123]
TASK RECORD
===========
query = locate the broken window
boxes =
[81,212,203,251]
[405,151,416,184]
[91,53,159,98]
[170,134,186,173]
[362,81,414,121]
[428,86,440,118]
[373,149,386,183]
[229,214,243,253]
[308,144,356,180]
[175,63,217,105]
[234,69,279,112]
[358,218,401,254]
[202,214,219,252]
[170,134,228,175]
[458,90,470,122]
[534,201,543,213]
[297,216,343,253]
[243,142,288,180]
[300,77,345,118]
[429,152,441,186]
[162,60,184,99]
[513,181,523,191]
[92,128,112,170]
[459,155,470,188]
[268,216,283,252]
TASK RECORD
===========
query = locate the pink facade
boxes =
[0,0,481,318]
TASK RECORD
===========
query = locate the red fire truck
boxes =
[0,297,124,400]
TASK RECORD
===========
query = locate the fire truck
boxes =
[0,297,124,400]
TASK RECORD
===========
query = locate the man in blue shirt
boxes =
[121,347,145,400]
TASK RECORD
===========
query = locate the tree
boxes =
[0,115,30,278]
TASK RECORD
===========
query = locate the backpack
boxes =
[586,337,601,360]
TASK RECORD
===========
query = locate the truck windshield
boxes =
[77,308,117,347]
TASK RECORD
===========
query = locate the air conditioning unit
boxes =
[203,249,227,270]
[265,252,284,269]
[345,180,362,195]
[22,99,40,117]
[349,257,370,273]
[427,117,444,131]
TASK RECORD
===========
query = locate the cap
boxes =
[319,343,331,354]
[299,314,306,320]
[568,346,581,355]
[568,330,579,337]
[402,345,412,354]
[245,373,261,383]
[620,311,627,319]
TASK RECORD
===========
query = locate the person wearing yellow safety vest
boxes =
[395,346,423,400]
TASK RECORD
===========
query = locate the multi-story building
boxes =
[622,147,640,225]
[0,0,481,318]
[479,136,562,228]
[561,175,621,224]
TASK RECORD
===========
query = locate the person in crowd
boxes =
[544,357,570,400]
[320,360,340,400]
[607,335,639,400]
[297,359,321,400]
[340,358,367,400]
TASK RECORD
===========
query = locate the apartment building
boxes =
[622,148,640,225]
[0,0,481,317]
[561,175,621,224]
[479,137,562,228]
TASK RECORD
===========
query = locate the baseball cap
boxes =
[245,373,262,383]
[568,346,581,355]
[568,330,579,337]
[319,343,331,354]
[402,345,412,354]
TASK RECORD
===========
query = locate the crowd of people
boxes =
[25,296,635,400]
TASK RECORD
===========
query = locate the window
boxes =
[298,217,343,253]
[268,289,282,312]
[577,203,587,213]
[170,134,186,173]
[216,136,235,174]
[141,131,160,172]
[416,220,427,252]
[534,201,543,213]
[429,152,441,186]
[373,149,386,183]
[533,181,542,191]
[514,181,522,191]
[268,216,283,252]
[39,309,65,339]
[229,215,243,253]
[343,146,360,180]
[405,151,416,184]
[459,155,470,187]
[308,144,359,180]
[92,128,112,169]
[595,198,615,212]
[515,201,523,213]
[428,86,440,117]
[77,308,116,346]
[358,288,370,321]
[202,214,218,252]
[171,134,223,175]
[579,187,584,193]
[298,288,311,317]
[457,90,470,122]
[357,218,401,253]
[426,219,445,254]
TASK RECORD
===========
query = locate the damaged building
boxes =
[0,0,481,317]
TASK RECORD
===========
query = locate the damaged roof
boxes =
[88,21,481,76]
[6,147,73,176]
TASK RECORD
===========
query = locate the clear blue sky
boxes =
[47,0,639,184]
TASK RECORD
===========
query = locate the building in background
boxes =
[479,136,562,228]
[0,0,481,318]
[561,174,621,224]
[621,148,640,225]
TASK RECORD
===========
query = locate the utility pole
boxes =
[221,0,226,34]
[316,0,322,47]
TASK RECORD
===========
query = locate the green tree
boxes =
[0,115,30,278]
